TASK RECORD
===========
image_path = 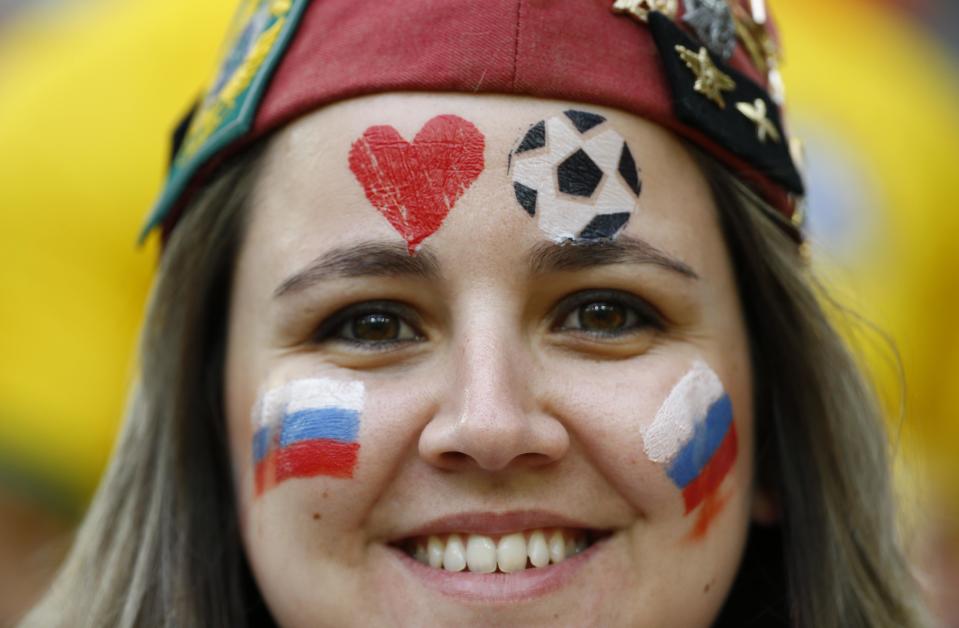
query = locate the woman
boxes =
[22,1,928,626]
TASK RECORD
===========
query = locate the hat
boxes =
[142,0,805,242]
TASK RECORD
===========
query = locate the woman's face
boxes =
[225,93,754,627]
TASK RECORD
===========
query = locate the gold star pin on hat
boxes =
[731,2,778,75]
[675,44,736,108]
[736,98,781,143]
[612,0,678,23]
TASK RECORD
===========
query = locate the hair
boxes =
[20,140,928,628]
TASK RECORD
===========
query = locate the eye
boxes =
[350,312,403,341]
[554,290,664,338]
[314,301,423,348]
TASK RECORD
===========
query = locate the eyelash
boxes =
[312,301,424,350]
[312,290,665,350]
[551,289,666,338]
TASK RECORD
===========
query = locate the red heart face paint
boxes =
[348,114,485,253]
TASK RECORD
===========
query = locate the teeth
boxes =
[466,535,497,573]
[443,534,467,572]
[497,533,527,573]
[565,535,583,558]
[548,530,565,564]
[527,530,550,568]
[407,528,594,573]
[574,536,588,555]
[427,536,444,568]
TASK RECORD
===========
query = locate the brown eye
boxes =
[578,302,627,332]
[319,302,422,348]
[555,290,663,338]
[351,313,401,341]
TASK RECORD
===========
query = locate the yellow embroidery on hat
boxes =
[675,45,736,109]
[221,20,284,108]
[736,98,780,143]
[611,0,678,23]
[178,0,292,161]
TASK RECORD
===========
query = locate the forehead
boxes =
[244,92,725,282]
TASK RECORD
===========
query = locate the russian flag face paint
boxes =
[643,361,739,538]
[252,378,364,496]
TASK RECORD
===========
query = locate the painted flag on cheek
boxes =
[666,395,738,514]
[643,362,739,524]
[252,379,363,496]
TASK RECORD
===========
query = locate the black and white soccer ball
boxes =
[508,110,642,242]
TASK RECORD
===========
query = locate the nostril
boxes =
[514,452,554,468]
[418,406,570,471]
[433,450,555,472]
[436,451,473,469]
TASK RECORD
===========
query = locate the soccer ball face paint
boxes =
[509,110,642,243]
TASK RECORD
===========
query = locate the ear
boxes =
[751,487,782,525]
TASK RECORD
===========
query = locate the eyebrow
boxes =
[273,241,441,298]
[527,235,699,279]
[274,234,696,298]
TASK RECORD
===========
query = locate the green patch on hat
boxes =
[140,0,309,241]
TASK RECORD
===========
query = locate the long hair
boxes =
[695,151,928,627]
[20,142,927,627]
[20,144,273,628]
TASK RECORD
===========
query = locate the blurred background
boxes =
[0,0,957,624]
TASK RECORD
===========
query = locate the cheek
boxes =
[235,376,396,608]
[246,378,365,499]
[551,356,748,541]
[233,372,430,528]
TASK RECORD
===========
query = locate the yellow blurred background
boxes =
[0,0,957,623]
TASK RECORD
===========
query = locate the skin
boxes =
[225,93,755,627]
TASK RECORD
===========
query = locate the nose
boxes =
[418,327,569,472]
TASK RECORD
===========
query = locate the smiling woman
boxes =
[21,1,929,627]
[222,96,754,623]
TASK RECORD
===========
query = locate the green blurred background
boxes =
[1,0,957,623]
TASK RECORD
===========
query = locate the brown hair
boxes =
[20,143,928,627]
[695,151,928,627]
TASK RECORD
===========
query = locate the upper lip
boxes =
[390,509,604,541]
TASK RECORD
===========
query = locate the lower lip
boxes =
[388,539,605,603]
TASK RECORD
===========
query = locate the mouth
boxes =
[392,527,611,574]
[383,511,616,602]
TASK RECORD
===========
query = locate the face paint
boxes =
[508,110,642,242]
[348,114,485,254]
[252,378,364,496]
[643,361,738,538]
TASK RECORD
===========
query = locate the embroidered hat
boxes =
[143,0,805,242]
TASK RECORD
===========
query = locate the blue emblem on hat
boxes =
[140,0,309,240]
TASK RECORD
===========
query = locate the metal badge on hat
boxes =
[610,0,805,237]
[612,0,678,22]
[730,0,785,104]
[674,44,736,108]
[647,10,802,194]
[682,0,736,61]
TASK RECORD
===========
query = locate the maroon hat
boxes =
[143,0,804,241]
